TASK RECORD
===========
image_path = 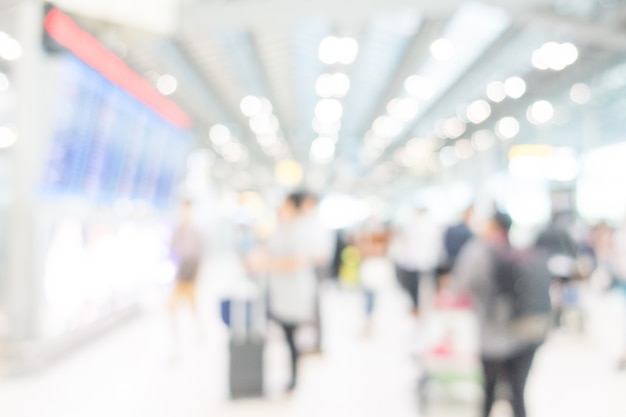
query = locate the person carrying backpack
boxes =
[453,211,553,417]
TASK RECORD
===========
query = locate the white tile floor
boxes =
[1,257,626,417]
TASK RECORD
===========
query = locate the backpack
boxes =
[492,246,554,343]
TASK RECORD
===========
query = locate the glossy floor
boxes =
[1,257,625,417]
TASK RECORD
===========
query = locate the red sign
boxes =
[44,8,191,130]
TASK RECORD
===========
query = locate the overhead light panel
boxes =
[310,136,336,164]
[471,129,495,151]
[209,124,231,145]
[486,81,506,102]
[0,32,22,61]
[156,74,178,96]
[496,117,520,139]
[443,118,466,139]
[222,142,246,163]
[527,100,554,125]
[439,145,459,167]
[466,99,491,124]
[532,42,578,71]
[570,83,591,104]
[240,95,261,116]
[430,38,454,61]
[373,115,403,138]
[387,98,419,122]
[319,36,359,65]
[504,76,526,99]
[316,73,350,98]
[404,75,436,100]
[315,99,343,122]
[455,139,474,160]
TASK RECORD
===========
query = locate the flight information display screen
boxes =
[40,56,192,208]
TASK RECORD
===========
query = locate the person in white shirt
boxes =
[391,206,444,317]
[299,193,334,352]
[266,193,317,392]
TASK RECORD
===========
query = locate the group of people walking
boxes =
[167,191,618,417]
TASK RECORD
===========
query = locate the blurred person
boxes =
[453,211,551,417]
[439,205,475,292]
[300,192,334,353]
[266,193,317,393]
[391,206,444,317]
[357,219,393,335]
[338,230,361,289]
[168,199,207,352]
[443,205,474,271]
[613,216,626,369]
[534,211,581,327]
[588,220,626,369]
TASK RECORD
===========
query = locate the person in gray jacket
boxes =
[453,211,540,417]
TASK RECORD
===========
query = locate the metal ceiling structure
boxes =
[9,0,626,195]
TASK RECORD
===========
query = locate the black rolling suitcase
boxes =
[229,334,265,399]
[222,281,268,399]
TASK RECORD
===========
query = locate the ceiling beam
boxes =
[178,0,554,36]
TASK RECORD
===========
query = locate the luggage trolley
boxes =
[418,293,483,416]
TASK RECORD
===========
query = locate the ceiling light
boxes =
[570,83,591,104]
[249,115,275,135]
[455,139,474,159]
[0,33,22,61]
[434,119,448,139]
[275,160,303,186]
[337,37,359,64]
[532,50,548,70]
[545,147,580,182]
[209,124,231,145]
[395,148,412,168]
[240,95,261,116]
[222,143,246,163]
[404,75,436,100]
[466,99,491,124]
[399,138,434,167]
[257,133,278,147]
[156,74,177,96]
[504,76,526,99]
[387,98,419,122]
[315,74,334,97]
[486,81,506,102]
[0,125,17,148]
[319,36,338,65]
[310,137,336,164]
[430,38,454,61]
[315,99,343,122]
[372,115,403,138]
[540,42,563,70]
[443,118,466,139]
[258,97,273,114]
[471,129,495,151]
[312,118,341,135]
[527,100,554,125]
[319,36,359,65]
[534,42,579,71]
[0,73,8,93]
[329,73,350,97]
[317,73,351,98]
[495,117,520,139]
[559,42,579,67]
[439,146,459,167]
